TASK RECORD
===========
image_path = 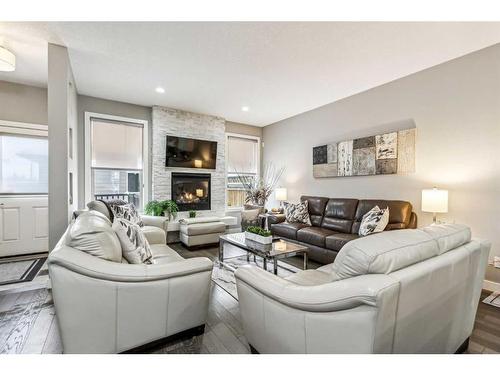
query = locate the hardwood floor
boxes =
[0,242,498,354]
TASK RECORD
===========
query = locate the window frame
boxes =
[84,112,149,208]
[225,132,261,211]
[0,120,48,196]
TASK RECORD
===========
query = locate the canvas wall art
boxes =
[313,127,416,178]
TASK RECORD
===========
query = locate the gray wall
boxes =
[76,95,152,209]
[0,81,47,125]
[263,44,500,264]
[48,43,78,250]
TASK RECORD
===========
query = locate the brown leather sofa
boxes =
[268,196,417,264]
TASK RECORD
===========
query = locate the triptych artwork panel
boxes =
[313,128,416,178]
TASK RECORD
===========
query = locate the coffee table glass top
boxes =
[220,232,308,258]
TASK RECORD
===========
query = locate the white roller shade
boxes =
[227,136,258,174]
[91,120,143,170]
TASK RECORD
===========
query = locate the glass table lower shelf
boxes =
[219,232,309,275]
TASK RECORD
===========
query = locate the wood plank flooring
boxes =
[0,242,499,354]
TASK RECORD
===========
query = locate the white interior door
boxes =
[0,196,49,257]
[0,121,49,258]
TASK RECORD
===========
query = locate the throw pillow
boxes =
[283,201,312,225]
[110,203,144,227]
[112,218,153,264]
[66,211,122,263]
[358,206,390,236]
[100,199,128,222]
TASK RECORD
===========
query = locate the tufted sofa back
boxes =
[300,195,416,233]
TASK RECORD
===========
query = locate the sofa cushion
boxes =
[325,233,359,251]
[285,270,335,286]
[271,222,308,240]
[352,200,412,234]
[297,226,337,248]
[300,196,329,226]
[150,244,184,263]
[141,225,166,245]
[329,228,441,280]
[421,224,471,255]
[112,218,153,264]
[321,198,359,233]
[66,211,122,263]
[180,222,226,236]
[87,200,111,221]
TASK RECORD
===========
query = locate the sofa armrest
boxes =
[48,246,213,283]
[141,215,168,230]
[235,265,399,312]
[268,214,286,225]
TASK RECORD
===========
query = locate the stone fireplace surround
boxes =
[152,106,226,218]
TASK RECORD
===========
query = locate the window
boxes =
[226,134,260,209]
[85,113,148,210]
[0,134,48,194]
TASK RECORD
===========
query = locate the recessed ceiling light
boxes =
[241,106,249,112]
[155,87,165,94]
[0,46,15,72]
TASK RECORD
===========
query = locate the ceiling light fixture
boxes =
[0,46,15,72]
[241,106,249,112]
[155,87,165,94]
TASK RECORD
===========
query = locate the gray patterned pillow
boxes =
[283,201,311,225]
[111,203,144,227]
[359,206,390,236]
[112,218,153,264]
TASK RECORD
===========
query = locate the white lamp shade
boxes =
[0,47,15,72]
[275,188,287,201]
[421,188,448,213]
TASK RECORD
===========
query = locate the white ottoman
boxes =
[180,218,226,248]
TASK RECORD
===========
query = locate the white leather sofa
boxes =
[235,224,490,354]
[48,212,213,354]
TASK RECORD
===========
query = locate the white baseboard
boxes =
[483,279,500,293]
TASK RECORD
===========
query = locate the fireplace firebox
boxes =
[171,172,211,211]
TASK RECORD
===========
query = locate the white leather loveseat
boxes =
[48,212,213,354]
[235,224,490,354]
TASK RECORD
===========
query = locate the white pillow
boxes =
[66,211,122,263]
[112,218,153,264]
[358,205,389,236]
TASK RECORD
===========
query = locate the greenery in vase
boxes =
[189,210,197,218]
[144,200,179,220]
[246,226,272,237]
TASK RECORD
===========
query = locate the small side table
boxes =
[258,212,283,230]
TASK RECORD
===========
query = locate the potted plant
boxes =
[144,200,179,221]
[245,226,273,244]
[189,210,197,218]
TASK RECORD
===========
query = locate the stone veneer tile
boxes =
[152,106,226,218]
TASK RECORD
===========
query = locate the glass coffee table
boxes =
[219,232,309,275]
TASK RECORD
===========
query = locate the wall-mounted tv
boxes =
[165,136,217,169]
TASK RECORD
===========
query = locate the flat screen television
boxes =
[165,136,217,169]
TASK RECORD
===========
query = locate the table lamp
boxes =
[275,188,287,209]
[421,187,448,224]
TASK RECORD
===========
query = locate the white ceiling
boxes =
[1,22,500,126]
